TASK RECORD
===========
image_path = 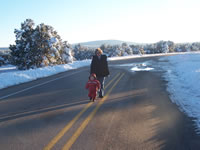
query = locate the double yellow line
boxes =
[43,72,124,150]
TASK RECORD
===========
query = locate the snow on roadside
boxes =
[108,52,176,61]
[0,60,91,90]
[160,53,200,133]
[108,53,162,61]
[108,51,200,61]
[0,65,16,71]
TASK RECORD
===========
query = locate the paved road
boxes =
[0,56,199,150]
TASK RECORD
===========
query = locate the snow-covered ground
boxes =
[160,53,200,134]
[0,65,17,73]
[108,53,172,61]
[0,60,91,90]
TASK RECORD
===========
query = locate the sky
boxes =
[1,0,200,47]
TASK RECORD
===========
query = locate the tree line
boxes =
[73,41,200,60]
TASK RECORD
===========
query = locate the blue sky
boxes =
[1,0,200,47]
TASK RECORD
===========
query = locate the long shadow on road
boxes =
[0,99,90,122]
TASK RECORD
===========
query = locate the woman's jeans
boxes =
[97,76,105,97]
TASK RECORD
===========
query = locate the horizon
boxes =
[1,0,200,47]
[1,39,200,48]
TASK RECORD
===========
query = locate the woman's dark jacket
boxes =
[90,55,110,77]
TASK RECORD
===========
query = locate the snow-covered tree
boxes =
[100,44,114,57]
[139,48,145,54]
[162,42,169,53]
[61,41,73,63]
[130,45,140,54]
[184,44,191,52]
[191,43,200,51]
[0,50,11,65]
[0,56,5,66]
[73,44,94,60]
[121,43,133,55]
[71,41,200,60]
[34,23,64,66]
[156,41,169,53]
[113,45,123,56]
[103,45,121,57]
[10,19,73,70]
[10,19,36,69]
[167,41,175,52]
[122,42,128,47]
[100,44,107,51]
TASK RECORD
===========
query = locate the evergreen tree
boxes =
[61,41,73,63]
[121,43,133,55]
[10,19,73,70]
[0,56,5,66]
[10,19,35,69]
[73,44,94,60]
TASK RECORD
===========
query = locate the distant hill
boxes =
[72,40,137,48]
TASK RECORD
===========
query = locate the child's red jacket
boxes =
[85,79,100,98]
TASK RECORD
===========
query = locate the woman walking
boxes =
[90,48,110,98]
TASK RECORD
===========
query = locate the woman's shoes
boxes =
[89,96,103,102]
[99,95,104,98]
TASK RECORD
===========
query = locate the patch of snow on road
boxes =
[131,66,154,72]
[160,53,200,133]
[116,62,154,72]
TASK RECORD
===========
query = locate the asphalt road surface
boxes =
[0,56,200,150]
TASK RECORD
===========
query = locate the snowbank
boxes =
[160,53,200,133]
[108,53,173,61]
[0,60,91,90]
[0,65,16,71]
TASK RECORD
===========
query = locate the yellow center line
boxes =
[105,72,121,90]
[62,73,125,150]
[43,72,121,150]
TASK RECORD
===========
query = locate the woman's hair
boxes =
[95,48,103,55]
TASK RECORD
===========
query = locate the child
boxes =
[85,73,100,102]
